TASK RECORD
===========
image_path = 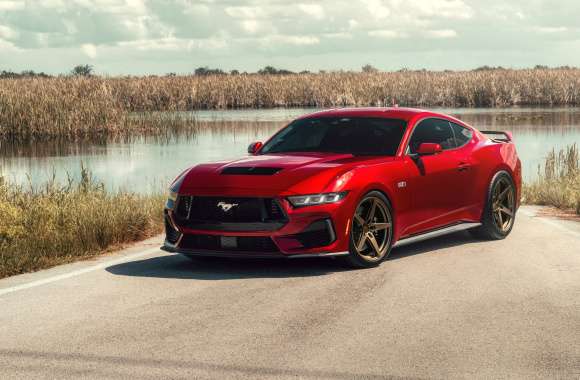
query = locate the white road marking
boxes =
[519,208,580,239]
[0,246,162,297]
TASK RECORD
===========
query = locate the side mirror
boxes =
[417,143,442,156]
[247,141,263,154]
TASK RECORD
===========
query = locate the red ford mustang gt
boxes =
[162,108,521,268]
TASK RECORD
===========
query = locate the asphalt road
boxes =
[1,206,579,379]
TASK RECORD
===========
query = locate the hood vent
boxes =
[221,167,282,175]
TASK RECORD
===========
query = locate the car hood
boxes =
[178,152,395,196]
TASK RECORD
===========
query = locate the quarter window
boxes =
[450,122,473,148]
[408,118,456,154]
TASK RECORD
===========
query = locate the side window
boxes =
[408,118,456,154]
[450,122,473,148]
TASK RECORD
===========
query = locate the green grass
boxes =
[523,144,580,214]
[0,168,164,279]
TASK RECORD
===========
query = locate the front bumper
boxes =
[162,195,353,258]
[160,244,348,259]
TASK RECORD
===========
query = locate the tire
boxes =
[470,170,517,240]
[340,191,394,269]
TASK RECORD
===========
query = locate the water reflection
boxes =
[1,108,579,192]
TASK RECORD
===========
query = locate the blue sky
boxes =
[0,0,579,75]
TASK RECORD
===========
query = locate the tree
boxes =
[71,64,94,76]
[0,70,50,78]
[257,66,294,75]
[194,67,225,76]
[362,64,378,73]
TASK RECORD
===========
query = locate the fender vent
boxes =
[221,167,282,175]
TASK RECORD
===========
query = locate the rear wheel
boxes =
[470,171,516,240]
[341,191,394,268]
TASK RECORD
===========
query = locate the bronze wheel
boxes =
[491,176,516,233]
[470,171,517,240]
[350,194,393,264]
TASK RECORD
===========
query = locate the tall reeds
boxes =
[523,144,580,214]
[0,168,164,278]
[1,68,580,140]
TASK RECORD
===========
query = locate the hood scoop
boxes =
[221,167,282,175]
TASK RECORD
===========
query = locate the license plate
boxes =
[220,236,237,249]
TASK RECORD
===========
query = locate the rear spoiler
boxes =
[480,130,513,143]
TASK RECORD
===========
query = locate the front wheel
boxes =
[470,171,517,240]
[341,191,394,268]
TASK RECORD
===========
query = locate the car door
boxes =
[401,118,465,236]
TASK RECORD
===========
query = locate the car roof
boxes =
[297,107,458,123]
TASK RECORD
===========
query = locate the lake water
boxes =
[1,107,579,193]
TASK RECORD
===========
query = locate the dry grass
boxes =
[112,69,580,110]
[0,168,164,278]
[0,77,125,140]
[1,68,580,140]
[523,144,580,214]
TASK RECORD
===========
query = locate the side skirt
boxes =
[392,222,482,248]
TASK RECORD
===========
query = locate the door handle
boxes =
[457,162,470,172]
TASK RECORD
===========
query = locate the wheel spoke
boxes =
[499,207,513,217]
[370,222,391,231]
[498,187,510,201]
[354,213,365,227]
[356,233,367,251]
[496,210,504,227]
[366,233,381,255]
[366,199,377,223]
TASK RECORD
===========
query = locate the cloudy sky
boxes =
[0,0,579,75]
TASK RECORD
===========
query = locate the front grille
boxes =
[164,214,181,244]
[173,196,287,231]
[180,234,279,253]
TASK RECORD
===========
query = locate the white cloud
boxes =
[323,32,352,39]
[239,19,274,35]
[225,6,267,19]
[396,0,473,20]
[241,19,259,34]
[363,0,390,20]
[262,35,320,46]
[38,0,65,6]
[0,1,24,11]
[81,43,97,58]
[298,4,325,20]
[535,26,567,34]
[424,29,458,38]
[368,30,406,39]
[0,25,18,39]
[0,38,18,50]
[0,0,578,74]
[118,37,227,52]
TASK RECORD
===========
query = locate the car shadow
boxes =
[388,230,479,261]
[106,231,479,280]
[106,253,348,280]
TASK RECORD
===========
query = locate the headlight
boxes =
[166,169,189,209]
[287,192,348,207]
[165,191,178,210]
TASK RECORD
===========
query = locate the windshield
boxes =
[260,117,407,156]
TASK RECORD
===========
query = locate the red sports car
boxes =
[163,108,521,268]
